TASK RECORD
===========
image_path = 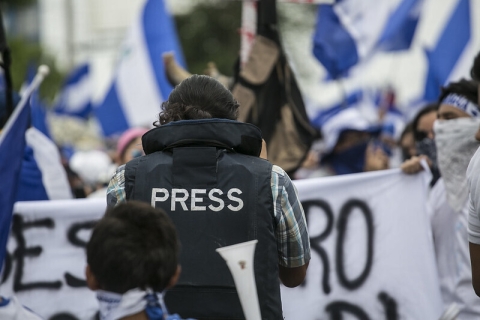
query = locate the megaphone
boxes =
[216,240,262,320]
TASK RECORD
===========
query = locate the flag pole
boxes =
[16,65,50,114]
[0,65,50,145]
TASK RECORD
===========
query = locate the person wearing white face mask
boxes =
[465,52,480,298]
[403,78,480,318]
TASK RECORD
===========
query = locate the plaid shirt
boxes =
[107,164,310,268]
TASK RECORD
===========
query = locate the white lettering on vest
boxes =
[151,188,169,207]
[150,187,244,212]
[208,189,224,212]
[172,189,189,211]
[191,189,207,211]
[227,188,244,211]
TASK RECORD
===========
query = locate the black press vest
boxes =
[124,120,282,320]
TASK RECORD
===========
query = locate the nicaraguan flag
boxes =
[313,0,424,78]
[310,91,364,130]
[16,127,73,202]
[54,63,92,119]
[95,0,185,136]
[423,0,472,101]
[14,67,72,202]
[29,94,51,139]
[0,92,30,267]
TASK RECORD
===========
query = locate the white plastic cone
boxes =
[216,240,261,320]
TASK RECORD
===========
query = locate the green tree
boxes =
[9,38,64,103]
[174,1,241,77]
[0,0,35,8]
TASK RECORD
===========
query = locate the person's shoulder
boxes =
[271,165,295,189]
[272,165,287,177]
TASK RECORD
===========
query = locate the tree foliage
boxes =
[174,1,241,77]
[9,38,64,103]
[0,0,35,9]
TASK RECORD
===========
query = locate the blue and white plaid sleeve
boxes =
[271,165,311,268]
[106,165,127,207]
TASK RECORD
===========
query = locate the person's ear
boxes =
[85,265,100,291]
[167,265,182,289]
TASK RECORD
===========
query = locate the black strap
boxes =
[163,139,236,153]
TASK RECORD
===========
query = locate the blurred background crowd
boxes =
[2,0,479,199]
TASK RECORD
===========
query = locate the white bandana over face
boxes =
[97,288,171,320]
[434,118,480,212]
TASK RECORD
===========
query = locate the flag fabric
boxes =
[423,0,472,101]
[54,63,92,119]
[15,127,73,202]
[310,90,364,130]
[14,66,71,202]
[29,95,51,139]
[0,93,30,268]
[309,88,406,153]
[94,0,185,136]
[232,0,318,175]
[313,0,424,78]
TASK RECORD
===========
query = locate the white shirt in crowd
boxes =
[467,147,480,245]
[429,177,480,319]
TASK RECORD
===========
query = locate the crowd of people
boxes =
[1,45,480,320]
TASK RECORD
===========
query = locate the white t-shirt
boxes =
[429,179,480,318]
[427,178,456,308]
[0,297,43,320]
[467,147,480,244]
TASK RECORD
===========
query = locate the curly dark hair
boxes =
[155,75,239,126]
[87,201,179,293]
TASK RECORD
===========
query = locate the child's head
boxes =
[86,201,180,294]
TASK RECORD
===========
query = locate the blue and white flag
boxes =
[29,94,51,139]
[313,0,424,78]
[423,0,472,101]
[0,92,30,268]
[95,0,185,136]
[14,66,72,202]
[15,127,73,202]
[54,63,92,119]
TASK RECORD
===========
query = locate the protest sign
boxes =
[282,169,443,319]
[0,198,105,320]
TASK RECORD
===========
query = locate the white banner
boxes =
[0,169,442,319]
[0,199,105,320]
[282,169,443,319]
